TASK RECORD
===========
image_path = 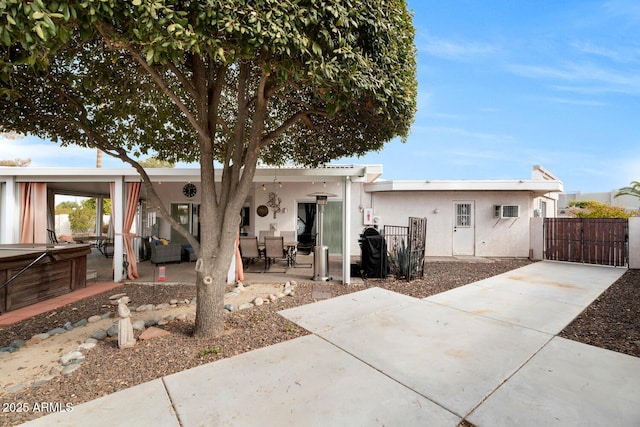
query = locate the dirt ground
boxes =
[0,282,282,395]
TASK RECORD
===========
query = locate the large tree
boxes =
[0,0,417,337]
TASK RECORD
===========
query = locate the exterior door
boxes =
[453,201,475,255]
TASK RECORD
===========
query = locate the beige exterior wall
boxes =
[367,190,537,257]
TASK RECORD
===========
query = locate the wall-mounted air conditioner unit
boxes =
[494,205,520,219]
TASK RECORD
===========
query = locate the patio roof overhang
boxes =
[0,164,383,197]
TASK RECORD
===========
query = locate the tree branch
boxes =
[260,110,327,148]
[93,22,207,138]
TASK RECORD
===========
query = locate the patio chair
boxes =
[150,241,182,264]
[293,232,314,268]
[280,231,299,267]
[239,236,262,266]
[280,230,296,243]
[297,233,316,255]
[47,229,59,244]
[258,230,274,244]
[264,236,287,271]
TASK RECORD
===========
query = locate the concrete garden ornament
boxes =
[117,297,136,349]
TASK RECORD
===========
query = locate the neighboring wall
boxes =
[559,191,640,215]
[368,190,535,257]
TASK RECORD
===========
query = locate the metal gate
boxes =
[384,217,427,280]
[544,218,628,267]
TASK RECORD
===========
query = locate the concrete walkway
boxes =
[21,261,639,426]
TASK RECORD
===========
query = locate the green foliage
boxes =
[139,157,175,168]
[68,203,95,233]
[55,198,110,233]
[55,200,79,215]
[81,198,111,215]
[0,0,417,337]
[567,200,632,218]
[200,347,222,356]
[0,0,416,166]
[387,237,424,280]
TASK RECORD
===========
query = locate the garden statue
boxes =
[117,296,136,349]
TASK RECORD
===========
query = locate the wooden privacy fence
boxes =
[544,218,628,267]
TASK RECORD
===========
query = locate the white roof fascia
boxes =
[0,167,140,183]
[0,164,381,184]
[364,179,564,194]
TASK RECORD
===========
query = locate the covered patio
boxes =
[85,247,348,286]
[0,165,381,286]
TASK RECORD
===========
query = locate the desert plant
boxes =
[200,347,222,356]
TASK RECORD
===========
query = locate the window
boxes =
[456,203,471,227]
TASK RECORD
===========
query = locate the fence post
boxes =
[629,217,640,269]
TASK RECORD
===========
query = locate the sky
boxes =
[1,0,639,193]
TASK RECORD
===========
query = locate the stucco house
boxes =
[0,164,563,283]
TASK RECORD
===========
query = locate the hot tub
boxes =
[0,244,92,313]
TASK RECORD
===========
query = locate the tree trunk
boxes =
[193,255,229,338]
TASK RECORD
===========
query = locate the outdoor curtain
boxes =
[110,182,141,280]
[19,182,47,243]
[236,230,244,282]
[124,182,140,279]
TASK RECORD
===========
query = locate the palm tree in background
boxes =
[615,181,640,200]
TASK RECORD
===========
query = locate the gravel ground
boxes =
[1,259,638,425]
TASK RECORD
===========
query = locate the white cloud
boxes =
[603,0,640,22]
[570,41,640,63]
[531,96,607,107]
[417,33,498,60]
[425,125,514,143]
[508,61,640,95]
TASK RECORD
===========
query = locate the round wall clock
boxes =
[257,205,269,217]
[182,183,197,198]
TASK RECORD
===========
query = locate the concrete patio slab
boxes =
[468,261,627,307]
[426,285,588,334]
[21,379,179,427]
[279,287,415,332]
[164,334,461,426]
[468,337,640,427]
[314,298,553,418]
[18,260,634,427]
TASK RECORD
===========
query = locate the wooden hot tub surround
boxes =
[0,244,92,313]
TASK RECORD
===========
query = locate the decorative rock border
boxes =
[223,280,296,312]
[1,281,297,394]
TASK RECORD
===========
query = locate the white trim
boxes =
[342,176,351,284]
[112,178,125,282]
[364,179,563,195]
[0,178,16,244]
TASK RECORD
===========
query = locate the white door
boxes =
[453,201,475,255]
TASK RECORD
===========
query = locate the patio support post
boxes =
[342,176,351,284]
[0,177,17,244]
[95,196,103,237]
[112,178,125,282]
